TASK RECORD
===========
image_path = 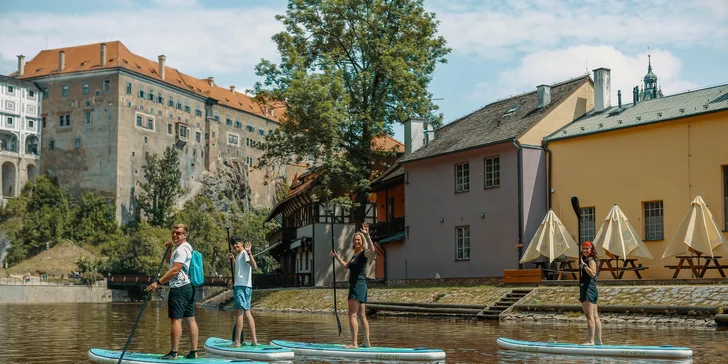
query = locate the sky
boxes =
[1,0,727,143]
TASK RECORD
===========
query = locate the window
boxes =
[456,226,470,260]
[43,87,48,99]
[484,156,500,188]
[246,137,252,147]
[28,119,34,129]
[580,207,596,243]
[178,124,188,138]
[214,111,219,122]
[138,86,145,99]
[176,99,182,110]
[258,128,265,136]
[6,117,13,126]
[168,96,174,107]
[246,156,253,167]
[144,136,148,143]
[28,90,35,98]
[136,115,142,127]
[195,132,201,143]
[7,85,14,94]
[184,102,190,113]
[126,82,132,94]
[169,113,174,119]
[246,125,254,132]
[136,114,154,131]
[644,201,664,240]
[157,95,163,104]
[147,118,154,130]
[387,196,395,220]
[74,137,81,149]
[84,112,92,125]
[42,117,46,128]
[504,105,519,115]
[83,82,90,95]
[226,116,232,126]
[103,80,111,92]
[168,124,172,134]
[195,105,202,117]
[235,118,241,128]
[59,114,71,127]
[148,89,155,101]
[228,134,239,145]
[455,162,469,193]
[48,140,55,150]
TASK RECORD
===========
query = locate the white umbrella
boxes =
[593,204,654,261]
[520,210,579,263]
[662,196,728,258]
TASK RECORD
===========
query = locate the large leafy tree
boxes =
[72,192,120,245]
[137,146,184,227]
[253,0,450,220]
[174,196,228,276]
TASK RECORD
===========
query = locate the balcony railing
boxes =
[370,216,405,240]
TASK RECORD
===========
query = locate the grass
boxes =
[5,240,99,276]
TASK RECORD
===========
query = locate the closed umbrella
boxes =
[520,210,579,263]
[662,196,728,258]
[593,204,654,261]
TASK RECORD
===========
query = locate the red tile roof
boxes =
[13,41,282,122]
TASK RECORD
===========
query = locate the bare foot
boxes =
[230,342,241,348]
[344,344,358,349]
[361,342,371,348]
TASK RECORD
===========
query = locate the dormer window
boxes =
[504,106,519,116]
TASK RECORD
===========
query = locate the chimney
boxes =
[100,43,107,66]
[537,84,551,108]
[58,51,65,72]
[230,85,236,93]
[158,55,166,80]
[404,118,425,155]
[17,55,25,77]
[617,90,622,109]
[593,68,611,112]
[425,127,436,146]
[633,86,639,105]
[206,77,215,87]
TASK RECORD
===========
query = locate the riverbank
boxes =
[199,283,728,328]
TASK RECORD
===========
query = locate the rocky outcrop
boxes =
[200,158,253,213]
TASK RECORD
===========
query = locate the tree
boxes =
[72,192,120,245]
[174,196,228,276]
[137,146,184,227]
[253,0,450,222]
[100,222,169,275]
[230,206,278,273]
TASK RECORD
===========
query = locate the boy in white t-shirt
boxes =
[227,236,258,346]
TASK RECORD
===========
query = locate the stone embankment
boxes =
[200,284,728,328]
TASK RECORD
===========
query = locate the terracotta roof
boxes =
[372,134,404,154]
[13,41,281,123]
[400,75,592,163]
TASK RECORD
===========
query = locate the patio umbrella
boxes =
[662,196,728,258]
[520,210,579,263]
[593,204,654,261]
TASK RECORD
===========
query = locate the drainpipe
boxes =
[543,141,553,210]
[512,138,524,269]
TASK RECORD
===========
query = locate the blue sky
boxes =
[1,0,727,142]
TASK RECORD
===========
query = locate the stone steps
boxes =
[478,289,533,320]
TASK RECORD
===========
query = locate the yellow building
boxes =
[545,67,728,280]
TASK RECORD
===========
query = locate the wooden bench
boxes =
[504,268,542,284]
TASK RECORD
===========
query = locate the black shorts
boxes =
[168,284,195,319]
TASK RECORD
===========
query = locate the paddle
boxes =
[571,196,582,281]
[226,226,238,343]
[117,246,171,364]
[330,209,342,336]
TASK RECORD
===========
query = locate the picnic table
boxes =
[598,256,648,279]
[664,254,726,279]
[531,259,579,280]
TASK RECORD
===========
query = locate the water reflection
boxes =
[0,303,726,363]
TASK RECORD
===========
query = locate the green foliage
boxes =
[137,146,184,227]
[253,0,450,219]
[72,192,120,245]
[100,221,169,275]
[174,196,228,276]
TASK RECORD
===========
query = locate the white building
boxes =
[0,60,41,203]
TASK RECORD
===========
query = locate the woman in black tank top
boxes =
[579,241,602,345]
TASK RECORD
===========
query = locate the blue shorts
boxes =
[234,286,252,310]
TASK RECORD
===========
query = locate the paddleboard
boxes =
[204,337,295,360]
[87,348,264,364]
[270,340,446,361]
[496,337,693,359]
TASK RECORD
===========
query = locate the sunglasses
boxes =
[172,231,186,236]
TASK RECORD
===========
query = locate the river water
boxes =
[1,303,726,363]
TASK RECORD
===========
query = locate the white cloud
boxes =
[0,5,284,78]
[467,45,700,105]
[431,0,728,60]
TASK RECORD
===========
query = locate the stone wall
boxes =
[524,285,728,307]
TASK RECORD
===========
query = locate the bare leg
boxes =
[184,317,199,351]
[358,303,371,347]
[593,304,603,345]
[235,308,245,346]
[581,301,595,345]
[345,299,359,348]
[170,318,183,352]
[244,310,258,345]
